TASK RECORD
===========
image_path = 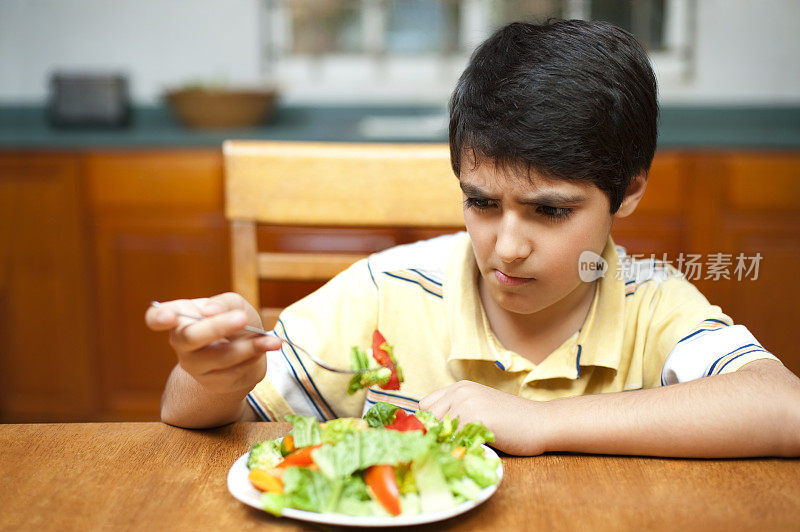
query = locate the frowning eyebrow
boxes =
[459,182,587,205]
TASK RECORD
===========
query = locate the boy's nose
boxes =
[495,215,532,263]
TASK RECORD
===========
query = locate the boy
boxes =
[146,20,800,457]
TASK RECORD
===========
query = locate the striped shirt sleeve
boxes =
[361,388,422,417]
[247,258,380,421]
[247,326,337,421]
[661,323,778,385]
[643,275,778,387]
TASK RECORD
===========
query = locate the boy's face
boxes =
[460,158,614,317]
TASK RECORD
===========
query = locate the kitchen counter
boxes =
[2,104,800,149]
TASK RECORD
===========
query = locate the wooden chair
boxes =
[223,140,464,329]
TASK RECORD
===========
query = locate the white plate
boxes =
[227,445,503,527]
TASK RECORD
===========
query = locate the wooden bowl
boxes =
[165,87,277,129]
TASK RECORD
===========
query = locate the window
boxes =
[259,0,694,103]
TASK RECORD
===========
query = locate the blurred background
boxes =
[1,0,799,423]
[3,0,799,106]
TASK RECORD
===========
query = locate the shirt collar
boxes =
[444,233,625,381]
[575,235,626,371]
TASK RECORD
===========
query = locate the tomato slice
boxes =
[371,330,392,366]
[276,444,321,469]
[385,408,407,430]
[372,330,401,390]
[365,464,401,515]
[385,409,426,433]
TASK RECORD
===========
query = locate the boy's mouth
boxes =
[494,269,535,287]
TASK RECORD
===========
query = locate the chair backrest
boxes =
[223,140,464,328]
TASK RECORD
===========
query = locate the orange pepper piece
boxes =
[282,435,295,453]
[248,468,283,493]
[451,446,466,459]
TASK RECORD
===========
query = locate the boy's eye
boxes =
[464,197,495,210]
[537,205,572,221]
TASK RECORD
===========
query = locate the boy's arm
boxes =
[150,259,380,427]
[420,359,800,457]
[160,364,259,428]
[145,293,280,429]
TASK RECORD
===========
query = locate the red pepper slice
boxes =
[275,444,321,469]
[372,329,401,390]
[385,409,427,433]
[365,464,401,515]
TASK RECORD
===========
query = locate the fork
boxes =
[150,301,358,374]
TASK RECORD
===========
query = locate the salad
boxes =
[346,330,404,394]
[245,402,500,517]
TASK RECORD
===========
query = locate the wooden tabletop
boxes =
[1,423,798,531]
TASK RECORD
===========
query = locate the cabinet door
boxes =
[611,151,687,259]
[713,153,800,376]
[86,150,229,420]
[610,151,800,377]
[0,153,95,422]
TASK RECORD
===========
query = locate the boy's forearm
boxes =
[537,360,800,457]
[160,365,258,428]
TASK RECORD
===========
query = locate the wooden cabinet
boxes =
[0,149,228,422]
[0,149,798,422]
[611,151,689,258]
[611,152,800,377]
[708,153,800,377]
[0,153,96,422]
[85,151,230,420]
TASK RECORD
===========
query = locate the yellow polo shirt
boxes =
[247,232,777,421]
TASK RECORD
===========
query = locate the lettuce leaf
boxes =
[414,411,459,443]
[411,452,455,513]
[312,429,433,479]
[399,493,421,515]
[346,347,393,395]
[284,467,330,512]
[261,467,376,516]
[335,475,381,516]
[286,414,322,448]
[347,367,392,395]
[362,402,399,428]
[394,462,417,495]
[433,448,466,481]
[350,346,370,370]
[448,476,482,501]
[320,417,367,445]
[260,492,285,516]
[451,422,494,453]
[463,453,499,489]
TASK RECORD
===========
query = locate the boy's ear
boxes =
[614,173,648,218]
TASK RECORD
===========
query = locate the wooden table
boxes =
[1,423,798,531]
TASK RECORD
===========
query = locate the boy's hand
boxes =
[144,292,281,395]
[420,380,546,456]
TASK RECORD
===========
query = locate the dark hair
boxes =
[449,19,658,213]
